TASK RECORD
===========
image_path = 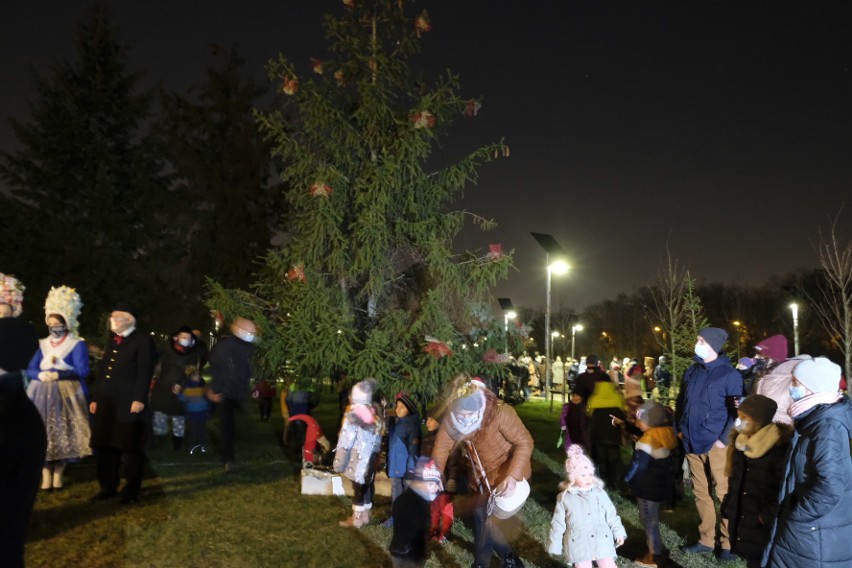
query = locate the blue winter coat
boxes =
[764,396,852,568]
[675,353,743,454]
[387,412,421,478]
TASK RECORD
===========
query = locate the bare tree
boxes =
[644,251,689,389]
[808,218,852,393]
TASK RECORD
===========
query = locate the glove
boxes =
[38,371,59,382]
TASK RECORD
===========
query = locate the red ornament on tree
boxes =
[463,100,481,117]
[482,348,508,364]
[411,111,436,129]
[281,77,298,95]
[310,58,324,75]
[415,14,432,37]
[486,243,503,260]
[309,182,332,198]
[287,265,307,283]
[423,336,452,359]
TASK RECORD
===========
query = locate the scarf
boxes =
[788,391,842,418]
[450,407,484,436]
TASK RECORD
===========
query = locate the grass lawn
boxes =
[26,394,745,568]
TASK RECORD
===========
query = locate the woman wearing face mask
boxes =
[149,326,204,450]
[764,357,852,567]
[25,286,92,490]
[721,395,792,568]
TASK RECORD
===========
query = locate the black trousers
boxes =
[257,397,272,421]
[0,388,47,568]
[218,398,240,463]
[592,443,624,490]
[472,494,516,566]
[96,446,146,499]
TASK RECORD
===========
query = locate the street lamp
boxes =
[789,303,799,356]
[732,320,743,360]
[568,323,583,404]
[531,232,569,412]
[498,297,516,355]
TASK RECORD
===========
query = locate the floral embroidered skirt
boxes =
[27,380,93,462]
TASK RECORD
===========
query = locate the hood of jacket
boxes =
[794,395,852,433]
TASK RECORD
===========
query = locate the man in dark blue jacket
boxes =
[209,317,256,472]
[674,327,743,562]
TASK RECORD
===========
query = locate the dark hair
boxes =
[47,313,67,325]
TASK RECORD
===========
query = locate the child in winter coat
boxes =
[624,401,678,568]
[548,445,627,568]
[389,457,443,568]
[559,390,591,452]
[173,366,210,455]
[420,406,455,543]
[721,395,792,568]
[333,378,383,528]
[384,392,421,526]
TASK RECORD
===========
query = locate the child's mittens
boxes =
[615,536,625,547]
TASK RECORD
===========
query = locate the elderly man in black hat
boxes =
[89,302,157,504]
[675,327,744,562]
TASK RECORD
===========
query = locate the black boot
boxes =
[502,552,525,568]
[172,435,183,450]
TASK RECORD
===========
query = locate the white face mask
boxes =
[109,317,128,334]
[234,328,255,343]
[734,418,750,432]
[694,343,714,361]
[178,338,193,347]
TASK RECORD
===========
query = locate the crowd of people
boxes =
[2,270,852,568]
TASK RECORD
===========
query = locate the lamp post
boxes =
[732,321,743,361]
[789,303,799,356]
[568,323,583,404]
[531,232,569,412]
[498,298,516,355]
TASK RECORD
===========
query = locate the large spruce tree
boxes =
[0,6,166,334]
[156,46,284,327]
[210,0,512,395]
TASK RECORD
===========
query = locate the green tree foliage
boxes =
[209,1,512,396]
[0,6,166,335]
[156,46,284,328]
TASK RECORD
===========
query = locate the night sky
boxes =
[3,1,851,311]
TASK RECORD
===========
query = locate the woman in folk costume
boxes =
[26,286,92,490]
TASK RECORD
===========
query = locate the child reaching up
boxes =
[624,401,678,568]
[548,445,626,568]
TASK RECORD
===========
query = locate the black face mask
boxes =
[49,325,67,338]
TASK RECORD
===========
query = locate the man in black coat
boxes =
[208,317,256,472]
[89,302,157,504]
[0,307,45,568]
[573,354,607,403]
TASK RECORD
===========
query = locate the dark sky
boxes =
[3,1,851,311]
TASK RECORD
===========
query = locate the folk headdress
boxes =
[44,286,84,335]
[0,272,25,317]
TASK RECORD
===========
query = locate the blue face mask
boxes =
[694,343,714,361]
[789,386,807,401]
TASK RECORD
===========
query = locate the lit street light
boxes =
[498,297,516,355]
[732,320,745,360]
[531,232,569,412]
[568,323,583,405]
[789,303,799,356]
